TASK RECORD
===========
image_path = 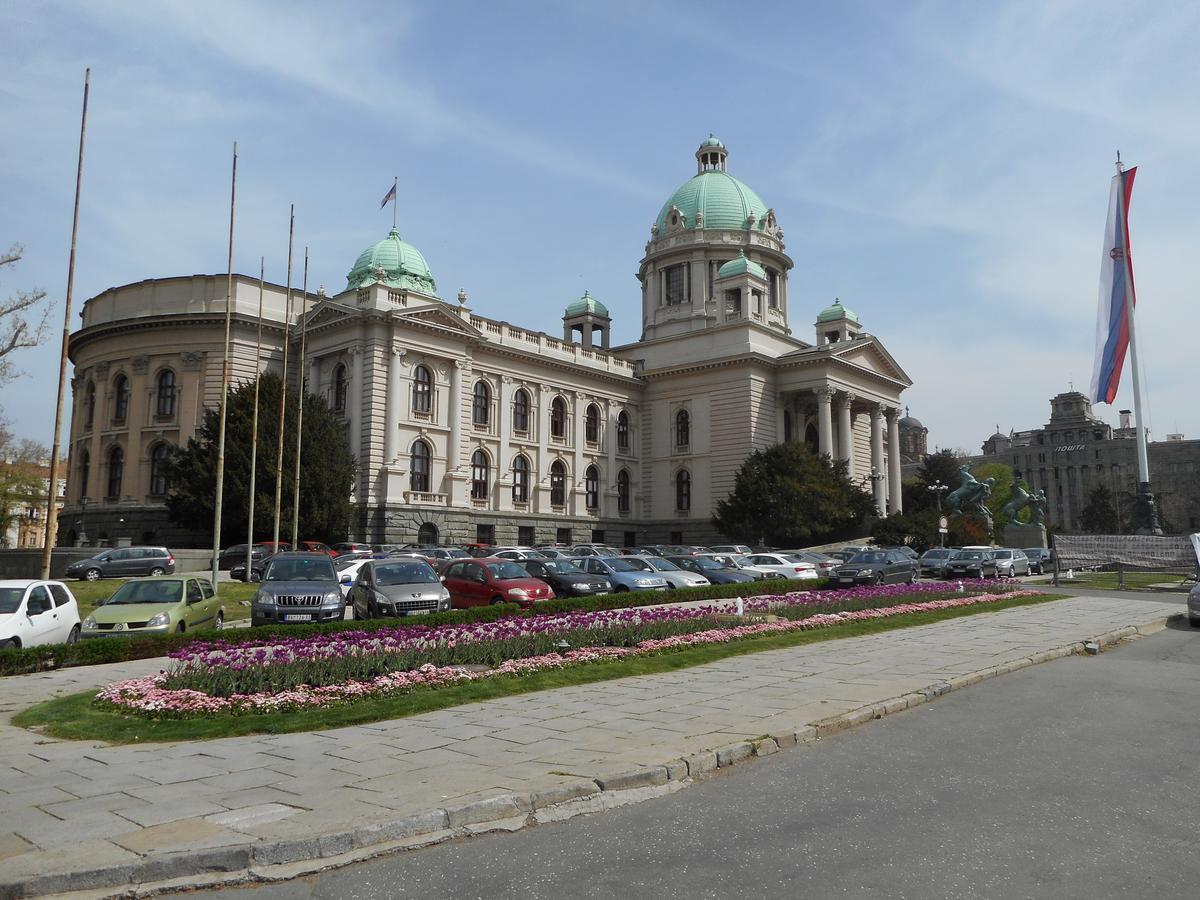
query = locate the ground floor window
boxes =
[417,522,438,545]
[476,523,495,545]
[591,528,605,544]
[556,527,572,544]
[623,531,637,547]
[518,525,535,546]
[670,531,683,544]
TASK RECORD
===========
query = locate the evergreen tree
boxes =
[713,443,875,547]
[164,373,356,544]
[1080,484,1120,534]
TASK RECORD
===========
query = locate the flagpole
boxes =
[1115,158,1161,534]
[41,69,90,580]
[211,141,238,588]
[245,256,266,580]
[392,176,397,230]
[290,249,309,547]
[272,207,294,551]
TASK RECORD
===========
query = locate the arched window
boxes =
[675,469,691,511]
[470,449,489,500]
[333,364,348,412]
[675,409,690,447]
[584,465,600,509]
[412,365,432,414]
[585,404,600,443]
[155,369,176,418]
[617,469,630,513]
[78,448,90,498]
[107,446,124,499]
[550,396,567,439]
[512,388,530,433]
[113,375,129,423]
[149,443,171,496]
[617,410,630,451]
[512,454,530,503]
[417,522,439,545]
[84,381,96,429]
[550,460,567,506]
[472,380,491,426]
[410,440,431,492]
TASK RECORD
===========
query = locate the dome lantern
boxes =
[696,134,728,174]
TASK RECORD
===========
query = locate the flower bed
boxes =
[97,586,1044,718]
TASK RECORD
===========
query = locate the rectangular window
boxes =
[669,531,683,545]
[590,529,605,544]
[517,525,535,546]
[476,524,495,545]
[768,270,779,309]
[664,265,686,306]
[556,527,572,545]
[624,531,637,548]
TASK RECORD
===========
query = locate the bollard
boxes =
[1066,568,1074,580]
[736,597,745,617]
[956,580,964,594]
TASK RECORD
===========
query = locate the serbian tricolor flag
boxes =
[380,179,397,209]
[1089,166,1137,404]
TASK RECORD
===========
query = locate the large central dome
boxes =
[655,136,770,233]
[346,228,438,294]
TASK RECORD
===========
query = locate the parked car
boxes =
[250,553,345,626]
[785,551,842,577]
[296,540,338,557]
[82,576,223,637]
[218,543,270,571]
[631,556,710,589]
[533,548,573,560]
[825,550,857,563]
[418,547,472,565]
[441,558,556,608]
[668,555,755,585]
[348,559,450,619]
[570,556,670,592]
[570,544,621,558]
[992,549,1031,577]
[623,546,664,557]
[64,546,176,581]
[1024,548,1053,575]
[832,550,919,586]
[0,580,81,647]
[231,553,273,583]
[889,546,919,561]
[739,553,819,580]
[1187,582,1200,627]
[709,544,753,555]
[335,557,372,598]
[702,554,776,581]
[332,542,372,554]
[255,541,295,553]
[519,559,612,597]
[945,549,998,579]
[492,547,553,561]
[919,548,956,578]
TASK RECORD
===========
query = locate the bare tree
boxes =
[0,245,50,385]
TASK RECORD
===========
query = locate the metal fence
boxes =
[1052,533,1199,589]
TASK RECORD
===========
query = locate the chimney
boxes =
[1118,409,1132,429]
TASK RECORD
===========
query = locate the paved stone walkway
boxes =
[0,594,1180,896]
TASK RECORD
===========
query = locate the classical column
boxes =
[816,388,834,457]
[887,407,902,514]
[349,344,363,460]
[870,403,885,515]
[837,392,855,478]
[384,346,404,464]
[448,360,463,473]
[605,399,618,517]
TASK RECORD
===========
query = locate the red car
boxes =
[440,557,556,608]
[296,540,338,557]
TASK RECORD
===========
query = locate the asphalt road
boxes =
[190,620,1200,900]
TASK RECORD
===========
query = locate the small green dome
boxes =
[817,298,859,323]
[346,228,437,294]
[565,290,608,318]
[717,251,767,280]
[700,133,725,148]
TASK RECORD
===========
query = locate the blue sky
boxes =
[3,0,1198,453]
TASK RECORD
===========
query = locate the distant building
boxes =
[972,391,1200,532]
[0,460,66,549]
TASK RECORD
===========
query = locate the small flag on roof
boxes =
[380,178,397,209]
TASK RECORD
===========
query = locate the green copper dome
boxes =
[700,133,725,148]
[565,290,608,317]
[346,228,437,294]
[717,251,767,280]
[656,170,769,233]
[817,298,859,323]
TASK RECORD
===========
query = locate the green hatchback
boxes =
[81,576,224,638]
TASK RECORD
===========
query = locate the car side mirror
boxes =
[340,576,352,585]
[440,576,446,582]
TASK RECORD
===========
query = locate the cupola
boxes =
[563,290,611,349]
[815,298,862,346]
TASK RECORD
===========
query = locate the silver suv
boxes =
[251,553,345,627]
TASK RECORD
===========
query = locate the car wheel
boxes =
[874,573,885,585]
[1190,617,1200,629]
[614,585,629,592]
[84,568,101,581]
[67,625,80,644]
[149,567,165,577]
[490,595,505,605]
[250,571,261,583]
[176,623,185,634]
[1,637,20,649]
[909,570,919,584]
[214,611,224,629]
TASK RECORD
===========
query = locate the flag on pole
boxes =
[380,179,397,209]
[1089,166,1137,404]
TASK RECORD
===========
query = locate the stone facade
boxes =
[60,138,913,548]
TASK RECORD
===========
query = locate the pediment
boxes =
[394,304,481,336]
[826,338,912,385]
[302,301,354,329]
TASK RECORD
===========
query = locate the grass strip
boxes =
[14,592,1061,744]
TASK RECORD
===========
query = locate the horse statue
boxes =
[1002,484,1032,523]
[1026,489,1048,527]
[945,466,995,522]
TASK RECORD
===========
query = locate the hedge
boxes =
[0,577,823,677]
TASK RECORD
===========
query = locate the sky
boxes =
[2,0,1198,454]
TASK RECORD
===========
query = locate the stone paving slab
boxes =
[0,594,1181,897]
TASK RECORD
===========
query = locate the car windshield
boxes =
[606,558,648,572]
[374,562,437,585]
[849,552,890,564]
[782,554,811,564]
[922,550,952,559]
[644,558,682,572]
[0,588,26,614]
[539,560,584,575]
[106,580,184,604]
[954,551,984,560]
[265,558,337,582]
[486,561,530,580]
[993,551,1012,558]
[682,556,722,571]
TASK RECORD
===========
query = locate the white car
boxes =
[0,580,82,648]
[704,554,777,580]
[492,547,553,561]
[630,556,710,589]
[335,559,372,598]
[709,544,753,555]
[740,553,819,580]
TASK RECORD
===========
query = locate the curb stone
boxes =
[5,611,1183,900]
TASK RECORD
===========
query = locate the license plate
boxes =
[405,608,430,616]
[284,614,312,622]
[838,577,854,583]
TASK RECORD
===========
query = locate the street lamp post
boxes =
[77,497,89,547]
[928,480,949,547]
[868,467,885,516]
